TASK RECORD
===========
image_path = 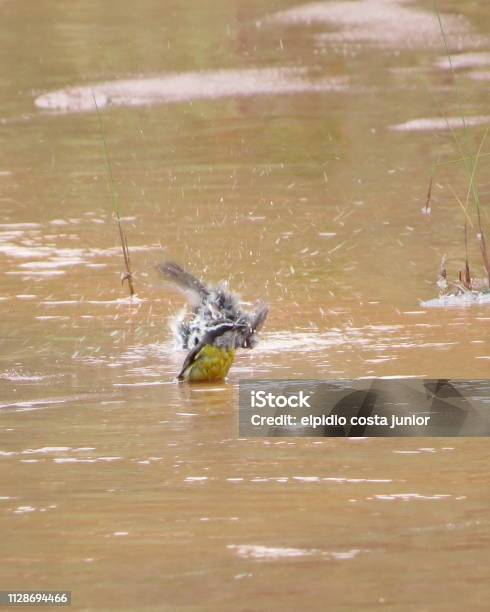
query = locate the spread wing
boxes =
[158,261,209,308]
[251,303,268,332]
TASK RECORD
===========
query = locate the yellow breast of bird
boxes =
[187,345,235,382]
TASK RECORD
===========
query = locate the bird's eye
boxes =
[194,337,199,346]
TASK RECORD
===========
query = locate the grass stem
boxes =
[92,92,135,297]
[433,4,490,286]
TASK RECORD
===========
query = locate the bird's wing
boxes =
[176,323,239,380]
[158,261,209,307]
[177,341,205,381]
[251,303,269,332]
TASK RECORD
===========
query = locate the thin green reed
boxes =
[433,4,490,283]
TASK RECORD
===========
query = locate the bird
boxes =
[175,321,248,382]
[159,261,268,382]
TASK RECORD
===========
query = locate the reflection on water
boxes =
[1,0,490,609]
[228,543,364,560]
[35,68,347,113]
[435,51,490,70]
[268,0,486,49]
[390,115,490,132]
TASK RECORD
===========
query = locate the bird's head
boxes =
[204,322,250,350]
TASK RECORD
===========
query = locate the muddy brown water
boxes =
[1,1,489,610]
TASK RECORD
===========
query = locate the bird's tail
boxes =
[158,261,209,307]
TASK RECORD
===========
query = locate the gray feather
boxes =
[162,261,268,352]
[158,261,209,307]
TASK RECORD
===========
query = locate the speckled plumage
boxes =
[159,261,268,381]
[159,262,268,351]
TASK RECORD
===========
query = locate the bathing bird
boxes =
[159,261,268,382]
